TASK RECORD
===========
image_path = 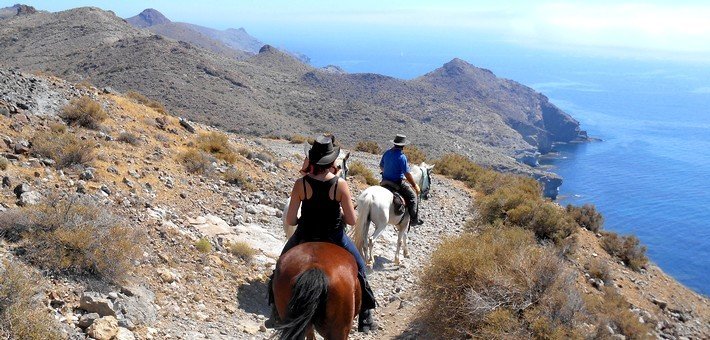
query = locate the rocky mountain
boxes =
[0,3,37,19]
[0,6,585,195]
[125,8,309,63]
[1,68,707,340]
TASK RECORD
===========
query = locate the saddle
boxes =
[380,181,406,215]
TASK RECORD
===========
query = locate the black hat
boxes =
[309,135,340,165]
[392,134,409,146]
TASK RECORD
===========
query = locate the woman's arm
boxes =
[286,179,303,226]
[338,179,357,226]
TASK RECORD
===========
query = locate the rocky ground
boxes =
[1,69,708,339]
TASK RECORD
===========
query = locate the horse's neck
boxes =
[410,165,422,186]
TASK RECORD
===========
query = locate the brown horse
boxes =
[273,242,361,340]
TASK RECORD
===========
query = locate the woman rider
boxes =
[267,135,377,332]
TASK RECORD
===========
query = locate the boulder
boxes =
[13,183,30,198]
[2,176,10,188]
[115,327,136,340]
[80,292,117,317]
[114,285,158,328]
[18,191,41,206]
[179,117,195,133]
[87,316,119,340]
[78,312,100,328]
[188,214,232,237]
[156,268,177,283]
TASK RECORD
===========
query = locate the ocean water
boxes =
[278,39,710,295]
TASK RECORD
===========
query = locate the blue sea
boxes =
[270,36,710,295]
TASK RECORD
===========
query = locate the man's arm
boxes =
[405,172,420,194]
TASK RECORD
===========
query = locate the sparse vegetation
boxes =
[421,228,584,339]
[0,156,8,171]
[585,258,613,285]
[60,96,107,129]
[178,149,215,175]
[223,167,255,191]
[404,145,427,164]
[31,131,94,168]
[355,140,381,154]
[227,241,258,261]
[126,90,168,114]
[588,288,654,339]
[289,134,313,144]
[601,232,648,271]
[0,260,63,340]
[196,132,237,163]
[48,122,67,133]
[0,196,143,281]
[567,204,604,232]
[348,161,379,185]
[117,131,141,146]
[195,238,212,253]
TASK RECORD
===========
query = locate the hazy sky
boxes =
[6,0,710,64]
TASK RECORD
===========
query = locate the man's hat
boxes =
[392,134,409,146]
[308,135,340,165]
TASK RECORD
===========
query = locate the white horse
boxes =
[281,148,350,239]
[350,162,435,266]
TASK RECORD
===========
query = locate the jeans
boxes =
[281,228,367,278]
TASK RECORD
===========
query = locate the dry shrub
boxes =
[240,148,275,163]
[507,201,577,244]
[475,182,539,225]
[355,140,381,154]
[48,122,67,133]
[566,204,604,232]
[227,241,258,261]
[404,145,427,164]
[117,132,141,146]
[0,196,143,281]
[585,258,612,285]
[435,153,535,196]
[195,238,212,253]
[196,132,237,163]
[126,90,168,115]
[587,288,653,339]
[421,228,584,339]
[348,161,379,185]
[223,167,255,191]
[0,156,8,171]
[31,131,94,168]
[289,134,313,144]
[179,149,215,175]
[0,260,63,340]
[60,96,107,129]
[600,232,648,271]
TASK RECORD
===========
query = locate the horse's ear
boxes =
[428,164,435,170]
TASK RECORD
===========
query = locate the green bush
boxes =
[60,96,107,130]
[195,238,212,253]
[0,260,63,340]
[31,131,94,168]
[227,241,258,261]
[507,201,577,244]
[421,228,584,339]
[196,132,237,163]
[354,140,381,154]
[566,204,604,232]
[348,161,379,185]
[600,232,648,271]
[0,196,143,281]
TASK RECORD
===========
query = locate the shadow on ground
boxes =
[236,278,270,316]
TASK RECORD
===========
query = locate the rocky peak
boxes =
[0,4,36,19]
[440,58,495,79]
[126,8,171,28]
[258,44,277,54]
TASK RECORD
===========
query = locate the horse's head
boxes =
[416,162,435,200]
[334,151,350,180]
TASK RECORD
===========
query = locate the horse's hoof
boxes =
[394,259,400,266]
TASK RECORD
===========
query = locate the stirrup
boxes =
[358,309,378,333]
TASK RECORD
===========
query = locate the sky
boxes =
[5,1,710,66]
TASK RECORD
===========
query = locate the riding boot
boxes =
[357,273,377,310]
[264,273,281,328]
[358,309,378,333]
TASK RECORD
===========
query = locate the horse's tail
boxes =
[351,192,371,254]
[276,268,328,340]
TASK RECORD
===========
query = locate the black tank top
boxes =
[297,176,344,241]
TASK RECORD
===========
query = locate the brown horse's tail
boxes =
[276,268,328,340]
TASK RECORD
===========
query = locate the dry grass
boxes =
[126,90,168,115]
[178,149,215,175]
[348,161,379,185]
[566,204,604,232]
[0,260,63,340]
[600,232,648,271]
[227,241,258,261]
[48,122,67,133]
[196,132,237,163]
[0,196,143,282]
[404,145,427,164]
[585,258,613,285]
[0,156,8,171]
[117,132,141,146]
[195,238,212,253]
[289,134,313,144]
[355,140,381,154]
[31,131,94,168]
[421,228,584,339]
[223,167,255,191]
[587,288,654,339]
[60,96,107,130]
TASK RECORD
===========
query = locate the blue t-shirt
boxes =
[380,148,410,182]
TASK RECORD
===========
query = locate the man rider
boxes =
[379,134,423,226]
